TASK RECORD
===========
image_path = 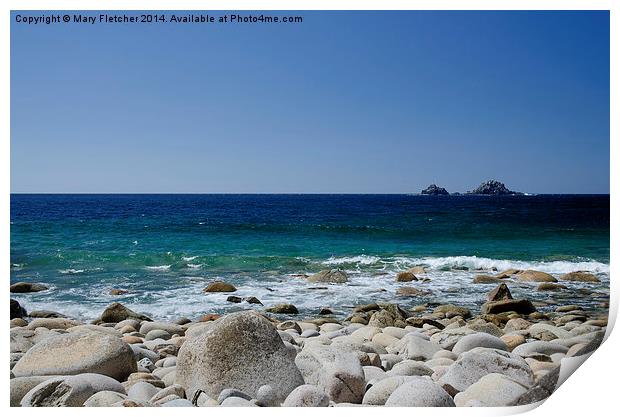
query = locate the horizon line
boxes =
[9,192,611,196]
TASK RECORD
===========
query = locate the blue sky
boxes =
[11,11,609,193]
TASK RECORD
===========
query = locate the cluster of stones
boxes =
[10,267,607,407]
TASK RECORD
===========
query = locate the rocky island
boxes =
[467,180,523,196]
[421,184,450,195]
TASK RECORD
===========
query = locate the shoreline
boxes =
[10,267,609,407]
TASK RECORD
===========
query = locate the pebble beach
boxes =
[9,266,609,407]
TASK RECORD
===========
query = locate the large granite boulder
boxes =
[20,374,125,407]
[12,330,137,381]
[421,184,449,196]
[10,376,57,406]
[437,347,534,395]
[100,302,152,323]
[454,373,529,406]
[176,310,303,401]
[295,344,365,403]
[307,269,349,284]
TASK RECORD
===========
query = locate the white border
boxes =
[2,1,617,416]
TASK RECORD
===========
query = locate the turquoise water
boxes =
[10,194,610,320]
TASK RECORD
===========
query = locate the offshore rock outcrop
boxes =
[421,184,449,195]
[467,180,522,196]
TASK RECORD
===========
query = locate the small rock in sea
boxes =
[407,266,427,275]
[176,310,304,402]
[487,283,513,302]
[421,184,450,196]
[100,302,152,323]
[319,307,333,315]
[396,271,418,282]
[283,384,330,407]
[560,271,600,283]
[495,268,521,278]
[20,373,126,407]
[10,299,27,319]
[203,281,237,293]
[454,373,529,406]
[109,289,129,296]
[473,275,503,284]
[244,296,263,305]
[226,296,242,303]
[438,347,534,395]
[265,304,299,314]
[396,286,431,297]
[295,344,365,403]
[481,299,536,315]
[12,330,137,381]
[28,310,66,318]
[385,377,456,406]
[555,305,583,313]
[537,282,568,291]
[307,269,349,284]
[515,270,557,282]
[10,282,48,293]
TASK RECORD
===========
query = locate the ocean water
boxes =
[10,194,610,320]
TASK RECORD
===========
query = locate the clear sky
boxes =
[11,11,609,194]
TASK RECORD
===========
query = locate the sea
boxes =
[10,194,610,321]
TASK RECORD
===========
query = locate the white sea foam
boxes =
[183,256,199,262]
[187,263,203,269]
[410,256,609,274]
[145,265,172,271]
[321,254,608,275]
[58,268,85,274]
[322,255,382,266]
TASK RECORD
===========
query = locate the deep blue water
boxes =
[10,194,610,320]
